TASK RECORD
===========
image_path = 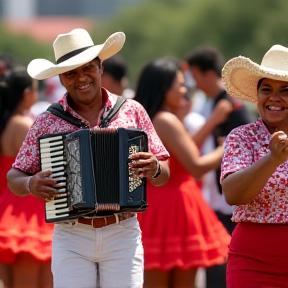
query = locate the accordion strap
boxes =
[46,96,126,128]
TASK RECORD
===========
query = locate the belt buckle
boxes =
[91,217,108,228]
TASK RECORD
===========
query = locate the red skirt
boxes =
[227,222,288,288]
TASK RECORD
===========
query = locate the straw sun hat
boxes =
[222,45,288,103]
[27,28,126,80]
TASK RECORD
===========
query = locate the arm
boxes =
[153,111,223,179]
[192,99,233,148]
[132,101,170,186]
[0,115,33,156]
[7,168,58,200]
[222,131,288,205]
[7,168,31,197]
[150,160,170,186]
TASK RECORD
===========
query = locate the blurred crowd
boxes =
[0,40,256,288]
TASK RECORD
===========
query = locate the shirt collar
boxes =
[58,88,113,125]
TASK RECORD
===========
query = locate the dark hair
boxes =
[185,45,224,77]
[0,66,32,136]
[134,57,182,119]
[102,56,127,82]
[257,78,265,90]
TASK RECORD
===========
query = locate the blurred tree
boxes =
[95,0,288,87]
[2,0,288,89]
[0,22,53,66]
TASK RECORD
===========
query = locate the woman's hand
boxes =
[269,131,288,165]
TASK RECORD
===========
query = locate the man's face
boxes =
[188,66,208,93]
[59,59,102,106]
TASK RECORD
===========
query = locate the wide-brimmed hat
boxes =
[222,44,288,103]
[27,28,126,80]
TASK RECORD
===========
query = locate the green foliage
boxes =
[3,0,288,88]
[0,22,53,66]
[95,0,288,86]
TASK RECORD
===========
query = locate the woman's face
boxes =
[257,78,288,131]
[164,70,187,110]
[24,80,38,109]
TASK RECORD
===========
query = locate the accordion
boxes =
[38,128,148,223]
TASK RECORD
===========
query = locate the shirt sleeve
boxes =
[13,112,71,174]
[131,100,170,161]
[220,126,253,183]
[13,117,44,174]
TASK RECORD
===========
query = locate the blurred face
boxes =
[24,80,38,109]
[101,73,125,96]
[188,66,208,93]
[257,78,288,131]
[164,70,187,110]
[59,59,102,106]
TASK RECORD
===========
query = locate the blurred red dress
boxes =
[137,153,231,270]
[0,155,53,263]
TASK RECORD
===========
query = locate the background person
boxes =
[134,57,231,288]
[0,66,53,288]
[6,28,170,288]
[101,55,130,97]
[221,44,288,288]
[184,45,254,288]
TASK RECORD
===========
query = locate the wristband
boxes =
[150,160,161,179]
[26,176,32,194]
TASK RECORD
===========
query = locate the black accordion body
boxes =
[38,128,148,223]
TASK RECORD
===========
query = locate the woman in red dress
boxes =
[0,67,54,288]
[134,57,231,288]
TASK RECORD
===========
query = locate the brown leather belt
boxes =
[77,212,135,228]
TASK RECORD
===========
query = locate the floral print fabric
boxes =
[13,88,169,174]
[221,118,288,223]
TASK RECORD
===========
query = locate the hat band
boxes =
[56,45,94,64]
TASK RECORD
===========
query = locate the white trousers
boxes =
[52,216,144,288]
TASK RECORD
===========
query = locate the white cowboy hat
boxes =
[222,44,288,103]
[27,28,126,80]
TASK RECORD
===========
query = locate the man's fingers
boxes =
[129,152,153,160]
[38,170,52,178]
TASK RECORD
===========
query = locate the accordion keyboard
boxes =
[39,135,71,220]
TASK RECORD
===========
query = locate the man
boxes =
[7,28,170,288]
[101,55,128,96]
[184,45,254,288]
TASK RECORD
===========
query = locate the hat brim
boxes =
[27,32,125,80]
[222,56,288,103]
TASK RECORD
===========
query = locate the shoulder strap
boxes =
[99,96,126,128]
[47,103,85,128]
[46,96,126,128]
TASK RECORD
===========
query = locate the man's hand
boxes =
[129,152,159,178]
[29,170,59,201]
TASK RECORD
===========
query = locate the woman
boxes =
[134,57,231,288]
[0,67,54,288]
[221,45,288,287]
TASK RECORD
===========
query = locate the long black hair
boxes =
[0,66,33,137]
[134,57,182,120]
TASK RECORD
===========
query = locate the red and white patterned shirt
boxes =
[13,88,169,174]
[221,118,288,224]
